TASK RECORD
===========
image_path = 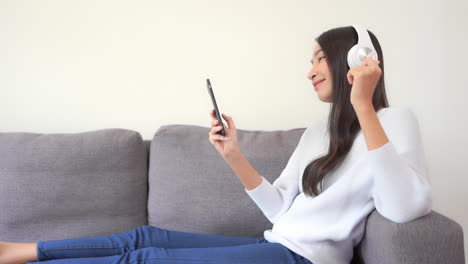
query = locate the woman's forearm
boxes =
[223,150,263,191]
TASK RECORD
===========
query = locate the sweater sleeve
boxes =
[244,125,312,224]
[367,108,432,223]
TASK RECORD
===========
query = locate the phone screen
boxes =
[206,79,226,136]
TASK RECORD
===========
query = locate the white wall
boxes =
[1,0,466,258]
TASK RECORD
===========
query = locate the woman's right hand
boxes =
[208,109,240,159]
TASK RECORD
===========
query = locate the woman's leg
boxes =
[28,241,307,264]
[0,242,37,264]
[34,225,268,261]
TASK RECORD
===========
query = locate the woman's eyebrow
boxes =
[310,49,323,65]
[314,49,323,56]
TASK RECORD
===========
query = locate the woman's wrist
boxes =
[223,146,242,162]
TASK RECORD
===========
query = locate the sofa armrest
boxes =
[353,210,465,264]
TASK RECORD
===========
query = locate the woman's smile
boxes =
[314,79,325,90]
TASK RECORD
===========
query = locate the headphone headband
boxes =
[347,24,378,68]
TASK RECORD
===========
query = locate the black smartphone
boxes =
[206,78,226,136]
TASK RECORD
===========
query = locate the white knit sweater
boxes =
[244,107,432,264]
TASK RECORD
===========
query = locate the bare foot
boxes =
[0,242,37,264]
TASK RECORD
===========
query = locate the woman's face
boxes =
[307,43,333,103]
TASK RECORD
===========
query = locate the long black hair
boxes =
[302,26,389,198]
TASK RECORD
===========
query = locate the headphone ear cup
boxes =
[347,45,360,69]
[348,45,379,69]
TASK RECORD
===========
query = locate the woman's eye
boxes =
[319,56,326,62]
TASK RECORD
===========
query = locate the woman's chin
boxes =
[315,91,325,101]
[316,93,332,103]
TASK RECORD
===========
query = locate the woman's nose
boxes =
[307,68,316,80]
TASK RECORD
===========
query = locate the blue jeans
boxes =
[27,225,313,264]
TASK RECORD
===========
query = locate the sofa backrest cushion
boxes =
[0,128,148,242]
[148,124,305,238]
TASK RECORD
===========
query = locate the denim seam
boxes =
[136,244,154,249]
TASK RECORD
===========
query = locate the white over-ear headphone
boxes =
[347,24,378,68]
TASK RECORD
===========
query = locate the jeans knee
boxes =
[128,225,164,248]
[134,225,160,234]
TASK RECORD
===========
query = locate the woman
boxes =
[0,25,432,264]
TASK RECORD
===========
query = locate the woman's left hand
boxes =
[347,57,382,107]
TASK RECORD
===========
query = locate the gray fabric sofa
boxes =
[0,126,464,264]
